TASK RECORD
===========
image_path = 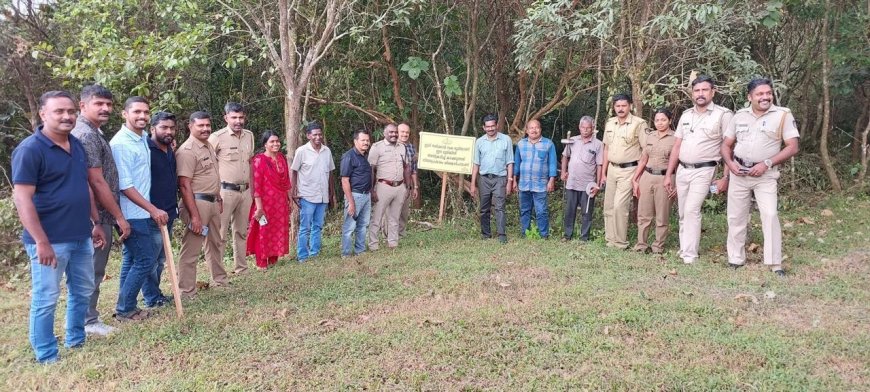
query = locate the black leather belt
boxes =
[221,182,248,191]
[645,167,667,175]
[194,193,217,202]
[734,157,757,168]
[680,160,718,169]
[611,161,639,169]
[482,174,506,179]
[377,179,404,187]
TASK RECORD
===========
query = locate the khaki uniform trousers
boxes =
[178,199,228,296]
[212,188,252,273]
[603,165,635,248]
[368,182,408,249]
[676,166,716,261]
[398,191,411,237]
[726,169,782,267]
[635,173,673,253]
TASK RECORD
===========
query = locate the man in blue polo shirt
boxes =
[339,129,373,257]
[514,119,557,239]
[12,90,105,363]
[110,97,168,321]
[142,111,178,308]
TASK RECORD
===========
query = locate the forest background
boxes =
[0,0,868,258]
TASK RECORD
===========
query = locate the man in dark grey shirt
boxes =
[71,85,130,336]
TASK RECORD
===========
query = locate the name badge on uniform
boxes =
[736,124,749,131]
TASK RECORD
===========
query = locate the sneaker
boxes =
[773,269,786,277]
[85,321,117,336]
[682,257,696,264]
[145,296,171,309]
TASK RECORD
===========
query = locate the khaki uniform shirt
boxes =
[208,127,255,184]
[176,137,221,195]
[675,103,733,163]
[368,140,407,181]
[603,114,647,164]
[642,129,677,171]
[725,105,800,163]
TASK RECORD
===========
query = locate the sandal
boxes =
[113,309,151,322]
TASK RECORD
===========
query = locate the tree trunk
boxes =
[285,92,302,250]
[819,0,842,191]
[858,110,870,184]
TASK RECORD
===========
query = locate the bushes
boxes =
[0,197,26,278]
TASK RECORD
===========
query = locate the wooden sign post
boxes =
[417,132,476,224]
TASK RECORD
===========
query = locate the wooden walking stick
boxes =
[160,225,184,318]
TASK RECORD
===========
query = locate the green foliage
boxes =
[400,56,429,80]
[35,0,225,111]
[443,75,461,97]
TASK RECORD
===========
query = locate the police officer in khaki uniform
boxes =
[631,108,677,254]
[367,124,408,250]
[721,78,799,277]
[208,102,255,274]
[601,94,648,249]
[176,111,228,298]
[664,75,734,264]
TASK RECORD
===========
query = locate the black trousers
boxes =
[564,189,595,240]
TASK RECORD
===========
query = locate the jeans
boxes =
[117,219,161,315]
[26,239,95,363]
[519,190,550,238]
[298,199,327,261]
[143,218,174,305]
[341,192,372,256]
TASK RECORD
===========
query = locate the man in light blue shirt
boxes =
[514,119,557,239]
[470,114,514,243]
[110,97,168,321]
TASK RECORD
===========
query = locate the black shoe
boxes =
[728,263,744,269]
[773,270,785,277]
[481,235,492,240]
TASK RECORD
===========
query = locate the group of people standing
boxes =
[471,76,799,275]
[10,85,420,363]
[11,75,797,364]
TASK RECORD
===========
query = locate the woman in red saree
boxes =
[246,131,292,269]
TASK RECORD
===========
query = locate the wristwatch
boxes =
[764,159,773,169]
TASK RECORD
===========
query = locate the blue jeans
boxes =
[117,219,161,315]
[341,192,372,256]
[143,218,174,305]
[26,239,95,363]
[519,190,550,238]
[298,199,327,261]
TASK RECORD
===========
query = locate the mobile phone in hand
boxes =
[258,215,268,226]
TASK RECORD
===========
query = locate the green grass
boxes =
[0,193,868,390]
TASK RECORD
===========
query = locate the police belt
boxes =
[221,182,248,191]
[377,179,404,187]
[644,167,667,176]
[194,193,217,203]
[679,160,719,169]
[734,157,757,168]
[611,160,639,169]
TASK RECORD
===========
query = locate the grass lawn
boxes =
[0,193,868,390]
